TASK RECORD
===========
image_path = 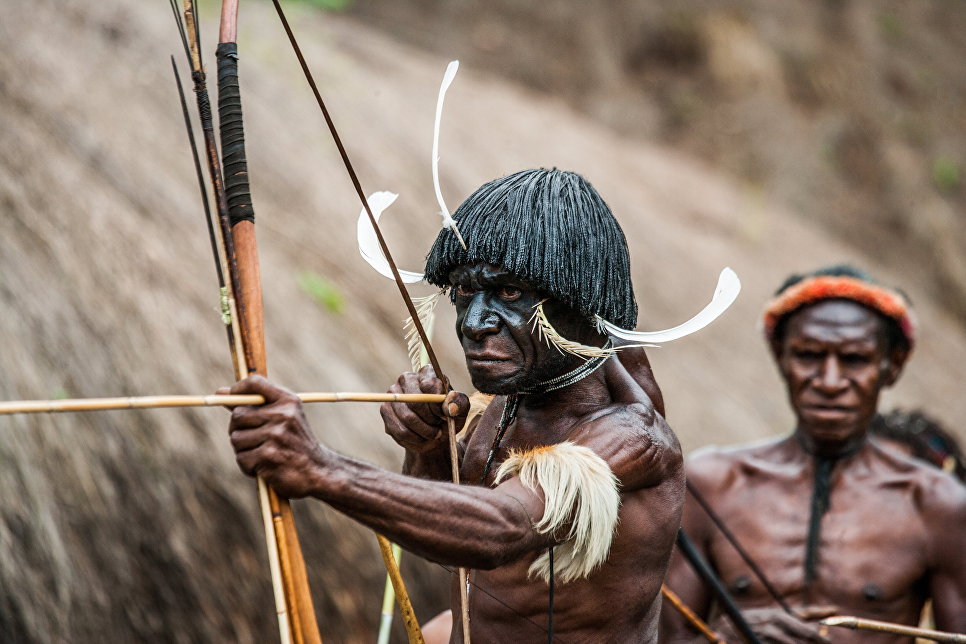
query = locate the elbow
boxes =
[467,504,537,570]
[472,550,512,571]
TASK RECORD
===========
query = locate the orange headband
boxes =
[762,275,916,349]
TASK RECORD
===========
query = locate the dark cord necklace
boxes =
[796,434,866,589]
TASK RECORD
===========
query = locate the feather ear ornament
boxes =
[596,267,741,344]
[532,268,741,359]
[530,301,619,360]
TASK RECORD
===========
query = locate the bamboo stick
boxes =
[445,415,471,644]
[376,541,403,644]
[661,585,725,644]
[0,393,447,416]
[376,535,425,644]
[258,477,293,644]
[822,616,966,642]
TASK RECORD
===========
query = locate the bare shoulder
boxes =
[912,460,966,563]
[687,437,787,488]
[869,440,966,512]
[866,441,966,539]
[917,464,966,527]
[568,400,683,493]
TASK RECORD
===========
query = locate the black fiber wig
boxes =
[424,169,638,329]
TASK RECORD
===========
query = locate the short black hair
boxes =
[424,169,638,328]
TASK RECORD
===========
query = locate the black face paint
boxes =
[450,263,593,394]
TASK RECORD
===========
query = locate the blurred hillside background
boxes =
[0,0,963,641]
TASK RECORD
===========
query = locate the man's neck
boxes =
[522,367,610,409]
[518,340,612,395]
[794,427,869,460]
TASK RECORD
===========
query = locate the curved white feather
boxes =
[598,268,741,344]
[433,61,459,229]
[357,191,424,283]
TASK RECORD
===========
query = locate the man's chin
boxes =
[799,415,869,450]
[468,366,528,395]
[470,376,523,396]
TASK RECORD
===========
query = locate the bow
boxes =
[168,0,445,639]
[212,3,323,643]
[266,1,470,641]
[169,0,321,641]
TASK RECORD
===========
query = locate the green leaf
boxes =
[932,157,961,193]
[297,271,345,314]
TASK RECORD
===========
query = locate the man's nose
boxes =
[814,355,847,393]
[461,295,500,341]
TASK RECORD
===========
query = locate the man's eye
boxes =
[498,286,522,301]
[794,350,822,361]
[456,284,476,297]
[841,353,872,366]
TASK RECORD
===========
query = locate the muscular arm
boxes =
[227,375,553,569]
[924,475,966,632]
[311,449,553,568]
[660,456,717,643]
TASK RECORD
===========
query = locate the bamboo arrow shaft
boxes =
[822,616,966,642]
[660,586,724,644]
[0,393,448,416]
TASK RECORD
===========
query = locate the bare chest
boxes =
[706,475,929,615]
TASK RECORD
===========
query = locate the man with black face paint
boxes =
[223,169,686,643]
[661,266,966,644]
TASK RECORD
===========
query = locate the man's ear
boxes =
[881,346,910,387]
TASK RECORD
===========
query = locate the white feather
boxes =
[433,61,460,235]
[495,442,620,584]
[356,191,424,283]
[404,291,442,371]
[597,267,741,344]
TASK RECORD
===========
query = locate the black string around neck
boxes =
[797,435,865,589]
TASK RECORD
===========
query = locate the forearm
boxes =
[313,450,542,568]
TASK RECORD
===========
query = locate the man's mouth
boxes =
[464,351,511,363]
[802,404,856,417]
